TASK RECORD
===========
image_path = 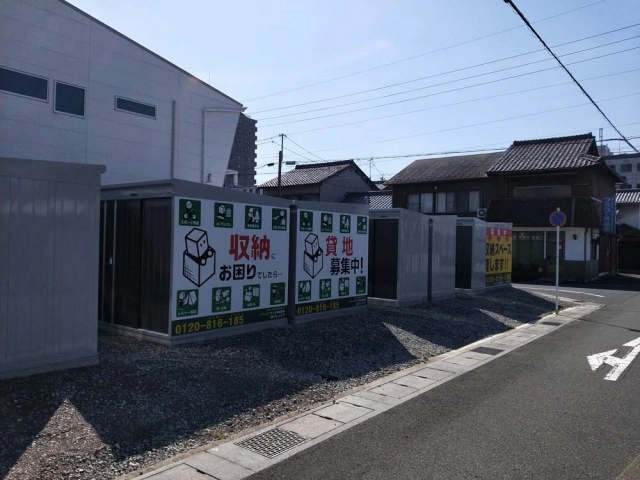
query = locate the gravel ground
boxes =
[0,287,574,480]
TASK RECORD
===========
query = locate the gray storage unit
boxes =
[429,215,457,300]
[0,157,104,379]
[100,180,292,344]
[368,209,429,306]
[368,209,456,306]
[456,217,488,291]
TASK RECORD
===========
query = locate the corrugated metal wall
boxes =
[0,158,103,378]
[368,218,399,299]
[139,198,172,333]
[99,198,171,334]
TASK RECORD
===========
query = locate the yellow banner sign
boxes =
[486,227,512,286]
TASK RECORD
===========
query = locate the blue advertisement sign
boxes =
[601,197,616,234]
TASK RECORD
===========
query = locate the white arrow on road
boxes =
[587,337,640,381]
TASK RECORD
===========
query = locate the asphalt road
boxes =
[248,284,640,479]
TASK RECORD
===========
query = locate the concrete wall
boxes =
[0,157,104,378]
[0,0,242,186]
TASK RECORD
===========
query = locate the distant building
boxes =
[0,0,244,186]
[259,160,377,202]
[225,114,257,187]
[597,144,612,156]
[602,153,640,190]
[387,134,622,282]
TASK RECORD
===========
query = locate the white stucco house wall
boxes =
[0,0,244,186]
[617,190,640,230]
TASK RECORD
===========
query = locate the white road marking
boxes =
[587,337,640,381]
[516,286,604,298]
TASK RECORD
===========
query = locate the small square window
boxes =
[54,81,85,117]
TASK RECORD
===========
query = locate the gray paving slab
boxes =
[438,355,481,366]
[369,382,417,399]
[185,452,253,480]
[511,333,538,340]
[434,360,475,373]
[392,374,438,390]
[144,464,216,480]
[526,325,556,334]
[412,366,456,381]
[314,402,372,423]
[488,338,525,346]
[340,393,390,410]
[208,442,268,472]
[280,414,343,438]
[458,351,493,361]
[482,342,518,350]
[352,389,402,406]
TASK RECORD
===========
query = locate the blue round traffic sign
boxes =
[549,210,567,227]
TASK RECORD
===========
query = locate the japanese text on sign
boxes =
[486,227,512,286]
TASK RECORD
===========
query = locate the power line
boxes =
[278,67,640,137]
[375,91,640,144]
[259,46,640,128]
[503,0,639,153]
[251,23,640,115]
[257,36,640,122]
[285,136,325,161]
[246,0,608,102]
[282,145,312,162]
[256,124,640,174]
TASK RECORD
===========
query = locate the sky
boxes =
[66,0,640,183]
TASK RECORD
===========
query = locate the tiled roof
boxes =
[617,189,640,204]
[343,191,393,209]
[386,152,503,185]
[259,160,371,188]
[487,134,600,174]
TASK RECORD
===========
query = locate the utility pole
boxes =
[277,133,284,196]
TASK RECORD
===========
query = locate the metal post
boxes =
[555,208,560,314]
[277,134,284,196]
[427,218,433,302]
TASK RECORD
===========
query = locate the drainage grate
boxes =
[236,428,308,458]
[471,347,504,356]
[540,321,562,326]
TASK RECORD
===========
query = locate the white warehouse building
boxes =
[0,0,245,186]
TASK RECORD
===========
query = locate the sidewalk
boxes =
[133,302,602,480]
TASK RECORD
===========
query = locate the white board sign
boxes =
[295,209,368,315]
[171,197,289,336]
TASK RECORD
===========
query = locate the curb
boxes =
[129,302,603,480]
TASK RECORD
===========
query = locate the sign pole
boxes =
[555,220,560,314]
[549,207,566,315]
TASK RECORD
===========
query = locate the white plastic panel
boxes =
[429,215,457,300]
[395,209,430,304]
[0,157,103,378]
